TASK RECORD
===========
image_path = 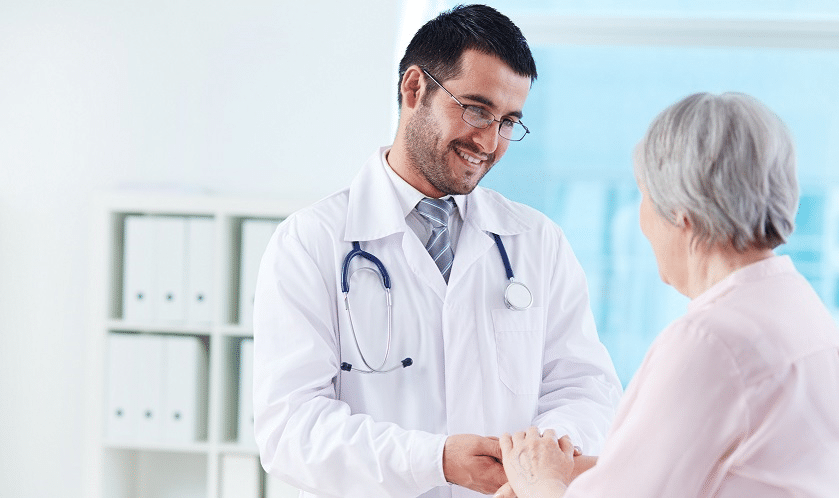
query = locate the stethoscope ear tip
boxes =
[401,358,413,368]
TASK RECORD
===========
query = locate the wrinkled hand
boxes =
[443,434,507,494]
[500,426,574,498]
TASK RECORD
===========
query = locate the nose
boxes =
[471,121,501,153]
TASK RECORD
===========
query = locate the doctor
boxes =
[253,5,621,498]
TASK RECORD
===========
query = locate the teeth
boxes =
[457,149,483,165]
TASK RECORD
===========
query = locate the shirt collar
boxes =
[688,255,796,312]
[381,148,465,218]
[345,147,531,241]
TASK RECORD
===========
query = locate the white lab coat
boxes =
[253,147,622,498]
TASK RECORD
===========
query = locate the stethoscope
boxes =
[338,232,532,375]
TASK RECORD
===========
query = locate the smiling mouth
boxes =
[455,147,489,167]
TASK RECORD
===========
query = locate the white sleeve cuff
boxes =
[410,433,449,490]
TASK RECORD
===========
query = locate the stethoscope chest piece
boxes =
[504,279,533,311]
[491,232,533,311]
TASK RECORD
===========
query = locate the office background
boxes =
[1,1,837,497]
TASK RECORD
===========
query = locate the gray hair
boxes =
[634,92,799,251]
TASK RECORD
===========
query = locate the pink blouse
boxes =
[566,256,839,497]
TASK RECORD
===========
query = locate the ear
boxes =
[674,211,691,230]
[400,66,426,110]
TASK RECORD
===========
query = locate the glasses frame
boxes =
[420,68,530,142]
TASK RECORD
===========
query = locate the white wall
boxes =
[0,1,399,496]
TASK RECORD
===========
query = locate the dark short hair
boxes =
[397,4,537,108]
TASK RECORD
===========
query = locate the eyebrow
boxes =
[459,92,524,120]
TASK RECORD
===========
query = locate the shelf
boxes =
[217,442,260,455]
[106,320,213,335]
[104,440,212,454]
[91,192,298,498]
[105,320,255,338]
[216,325,255,337]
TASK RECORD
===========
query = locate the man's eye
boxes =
[500,119,516,129]
[468,106,492,119]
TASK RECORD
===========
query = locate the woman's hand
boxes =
[498,426,574,498]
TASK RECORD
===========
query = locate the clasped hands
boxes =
[444,427,581,497]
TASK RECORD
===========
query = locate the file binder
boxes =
[123,215,192,323]
[186,217,215,325]
[239,220,278,327]
[162,335,209,443]
[134,333,165,443]
[155,217,188,323]
[238,338,256,448]
[105,333,141,442]
[123,216,156,322]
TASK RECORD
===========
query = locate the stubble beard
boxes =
[404,103,495,196]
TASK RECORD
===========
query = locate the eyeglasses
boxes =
[421,68,530,142]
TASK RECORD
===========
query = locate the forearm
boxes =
[538,246,622,453]
[571,455,598,480]
[534,360,623,456]
[254,318,447,496]
[258,396,447,497]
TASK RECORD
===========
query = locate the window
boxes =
[400,1,839,385]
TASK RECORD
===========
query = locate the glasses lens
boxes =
[462,106,528,141]
[462,106,493,129]
[500,121,527,141]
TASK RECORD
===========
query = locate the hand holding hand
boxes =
[500,426,574,498]
[443,434,507,494]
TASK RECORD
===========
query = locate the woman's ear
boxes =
[674,211,691,230]
[400,66,425,110]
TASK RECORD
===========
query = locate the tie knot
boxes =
[416,197,455,228]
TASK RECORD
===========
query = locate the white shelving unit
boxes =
[86,191,306,498]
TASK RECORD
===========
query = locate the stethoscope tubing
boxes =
[342,269,394,373]
[341,241,391,293]
[339,232,532,377]
[491,232,515,280]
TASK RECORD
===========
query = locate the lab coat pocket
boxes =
[492,307,545,395]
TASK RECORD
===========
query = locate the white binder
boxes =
[186,217,215,325]
[238,338,256,448]
[134,333,165,443]
[155,217,188,323]
[162,335,209,443]
[123,216,156,322]
[220,454,261,498]
[239,220,278,327]
[105,333,141,442]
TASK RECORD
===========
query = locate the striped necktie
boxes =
[415,197,456,283]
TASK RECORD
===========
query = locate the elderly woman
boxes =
[498,92,839,497]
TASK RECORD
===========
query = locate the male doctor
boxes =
[253,5,622,497]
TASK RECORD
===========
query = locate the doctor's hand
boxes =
[443,434,507,494]
[499,427,573,498]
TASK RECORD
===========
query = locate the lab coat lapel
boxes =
[447,187,531,288]
[344,148,448,300]
[402,231,448,300]
[447,221,494,290]
[344,148,407,243]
